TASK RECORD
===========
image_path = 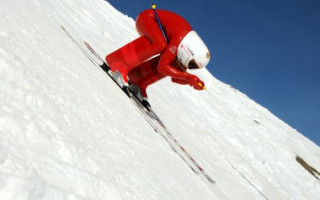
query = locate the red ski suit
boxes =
[106,9,205,98]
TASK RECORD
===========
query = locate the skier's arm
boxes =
[171,78,188,85]
[157,47,189,80]
[157,47,205,90]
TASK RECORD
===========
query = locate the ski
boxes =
[84,41,216,185]
[60,25,216,185]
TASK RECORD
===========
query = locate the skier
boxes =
[106,6,210,106]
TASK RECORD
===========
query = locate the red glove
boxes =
[185,74,205,90]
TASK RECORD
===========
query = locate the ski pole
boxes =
[151,3,168,42]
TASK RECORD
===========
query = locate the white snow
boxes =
[1,0,320,199]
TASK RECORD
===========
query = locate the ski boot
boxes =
[129,84,151,111]
[110,70,131,97]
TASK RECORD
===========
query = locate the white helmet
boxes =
[177,31,210,69]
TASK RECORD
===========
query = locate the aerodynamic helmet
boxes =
[177,30,210,69]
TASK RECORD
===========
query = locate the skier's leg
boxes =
[106,37,151,83]
[128,56,165,98]
[135,10,167,60]
[138,72,165,98]
[106,10,166,84]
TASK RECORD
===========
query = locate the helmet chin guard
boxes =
[177,31,210,69]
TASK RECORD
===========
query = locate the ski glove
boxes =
[186,74,205,90]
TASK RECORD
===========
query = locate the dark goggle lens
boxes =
[188,60,199,69]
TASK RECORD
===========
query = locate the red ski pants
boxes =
[106,10,167,90]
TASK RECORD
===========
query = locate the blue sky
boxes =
[106,0,320,146]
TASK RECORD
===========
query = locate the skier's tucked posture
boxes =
[106,9,210,103]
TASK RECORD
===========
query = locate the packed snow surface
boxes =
[1,0,320,199]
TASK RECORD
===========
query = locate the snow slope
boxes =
[1,0,320,199]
